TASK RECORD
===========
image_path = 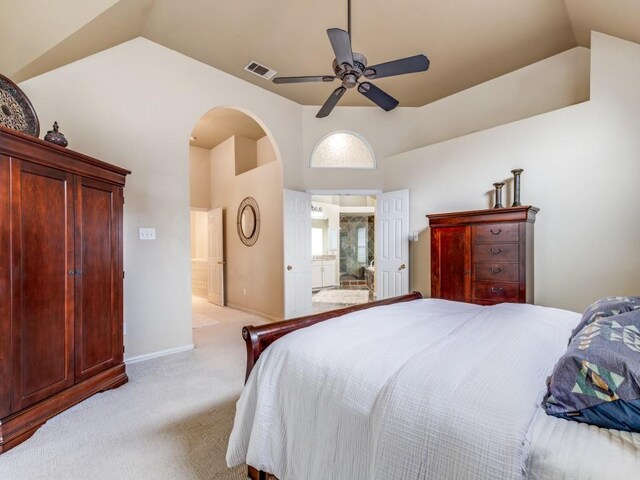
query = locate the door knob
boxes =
[287,265,293,271]
[217,261,226,265]
[399,263,406,270]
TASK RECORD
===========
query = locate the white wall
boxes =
[20,37,301,359]
[383,33,640,313]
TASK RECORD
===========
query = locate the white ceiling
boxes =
[2,0,640,109]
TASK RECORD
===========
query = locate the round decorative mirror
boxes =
[237,197,260,246]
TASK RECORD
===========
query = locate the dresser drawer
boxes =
[474,223,519,243]
[474,281,520,302]
[473,243,518,262]
[474,263,519,282]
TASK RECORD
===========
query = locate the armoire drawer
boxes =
[474,263,519,282]
[474,223,519,244]
[473,243,518,263]
[474,281,520,302]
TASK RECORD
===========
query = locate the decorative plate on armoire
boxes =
[0,73,40,137]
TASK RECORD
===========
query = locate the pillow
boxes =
[569,296,640,341]
[544,308,640,432]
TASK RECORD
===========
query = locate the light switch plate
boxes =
[139,227,156,240]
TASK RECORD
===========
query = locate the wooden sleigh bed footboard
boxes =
[241,291,423,480]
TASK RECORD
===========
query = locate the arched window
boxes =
[310,131,376,169]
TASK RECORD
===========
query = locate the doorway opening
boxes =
[311,194,376,314]
[188,107,283,327]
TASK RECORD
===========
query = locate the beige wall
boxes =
[210,136,284,319]
[257,135,276,166]
[234,134,258,175]
[19,32,639,359]
[383,33,640,313]
[418,46,591,147]
[0,0,118,76]
[301,106,421,191]
[189,146,211,209]
[189,210,208,259]
[20,38,300,359]
[300,46,590,193]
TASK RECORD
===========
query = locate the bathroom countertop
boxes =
[312,255,336,261]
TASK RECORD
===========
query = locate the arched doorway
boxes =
[188,107,284,325]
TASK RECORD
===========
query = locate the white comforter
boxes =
[227,299,579,480]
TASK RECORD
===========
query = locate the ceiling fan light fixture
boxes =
[342,73,358,89]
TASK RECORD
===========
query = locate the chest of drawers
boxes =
[427,206,538,305]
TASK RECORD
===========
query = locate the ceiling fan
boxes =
[272,0,430,118]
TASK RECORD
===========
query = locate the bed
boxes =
[227,293,640,479]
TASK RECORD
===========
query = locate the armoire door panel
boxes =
[74,177,120,381]
[0,156,12,418]
[11,160,75,411]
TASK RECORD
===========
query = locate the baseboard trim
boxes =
[226,303,281,323]
[125,344,195,365]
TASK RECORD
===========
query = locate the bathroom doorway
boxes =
[310,194,376,314]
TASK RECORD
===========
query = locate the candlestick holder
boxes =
[511,168,523,207]
[493,182,505,209]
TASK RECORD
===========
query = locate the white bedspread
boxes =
[526,407,640,480]
[227,299,579,480]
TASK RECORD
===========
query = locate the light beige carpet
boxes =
[312,288,369,305]
[192,295,221,328]
[0,305,268,480]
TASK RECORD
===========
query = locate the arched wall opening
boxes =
[188,106,284,320]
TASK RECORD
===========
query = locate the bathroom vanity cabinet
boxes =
[312,256,338,289]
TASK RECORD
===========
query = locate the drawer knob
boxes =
[490,287,504,295]
[490,228,502,235]
[490,248,503,255]
[489,267,503,274]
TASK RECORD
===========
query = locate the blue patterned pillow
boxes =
[544,308,640,432]
[569,296,640,341]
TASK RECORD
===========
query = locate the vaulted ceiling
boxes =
[1,0,639,108]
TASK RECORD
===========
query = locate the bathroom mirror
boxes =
[237,197,260,246]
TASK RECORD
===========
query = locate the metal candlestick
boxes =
[493,182,505,209]
[511,169,523,207]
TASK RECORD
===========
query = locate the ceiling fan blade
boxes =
[357,82,399,111]
[273,75,336,84]
[316,86,347,118]
[327,28,354,67]
[363,54,430,79]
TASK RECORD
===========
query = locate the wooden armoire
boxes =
[0,125,130,452]
[427,206,538,305]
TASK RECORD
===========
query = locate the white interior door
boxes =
[207,207,224,306]
[376,189,409,300]
[284,189,312,318]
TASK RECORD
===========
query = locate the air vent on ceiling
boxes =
[244,61,277,80]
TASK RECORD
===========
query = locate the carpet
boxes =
[192,295,222,328]
[0,305,269,480]
[312,288,369,304]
